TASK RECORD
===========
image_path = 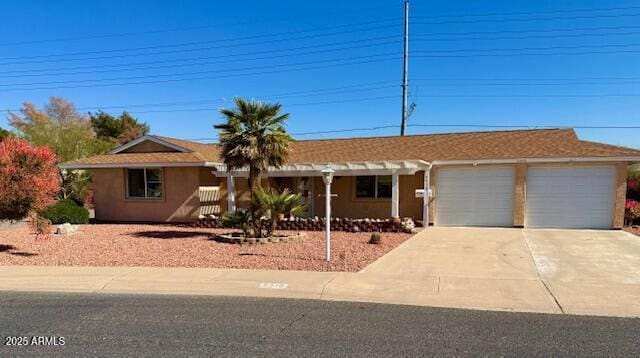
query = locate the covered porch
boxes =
[211,160,431,223]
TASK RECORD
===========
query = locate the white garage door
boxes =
[526,166,615,229]
[436,167,515,227]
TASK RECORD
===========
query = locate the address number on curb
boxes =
[259,282,289,289]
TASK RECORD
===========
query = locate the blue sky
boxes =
[0,0,639,148]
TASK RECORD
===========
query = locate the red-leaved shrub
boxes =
[0,138,60,237]
[625,199,640,225]
[628,178,638,193]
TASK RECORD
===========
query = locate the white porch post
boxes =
[391,172,400,217]
[423,165,431,226]
[226,175,236,212]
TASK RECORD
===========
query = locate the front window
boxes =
[355,175,392,198]
[127,168,163,199]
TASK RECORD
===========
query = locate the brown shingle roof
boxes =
[62,128,640,167]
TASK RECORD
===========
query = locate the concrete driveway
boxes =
[323,227,640,317]
[524,229,640,317]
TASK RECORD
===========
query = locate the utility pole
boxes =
[400,0,409,136]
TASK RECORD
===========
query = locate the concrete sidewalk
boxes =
[0,266,340,300]
[0,265,560,315]
[1,227,639,318]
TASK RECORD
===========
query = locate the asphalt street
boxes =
[0,292,638,357]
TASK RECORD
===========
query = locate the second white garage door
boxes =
[526,166,616,229]
[435,167,515,227]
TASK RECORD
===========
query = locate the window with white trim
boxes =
[355,175,392,198]
[126,168,163,199]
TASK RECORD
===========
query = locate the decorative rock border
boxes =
[195,216,420,233]
[213,232,306,245]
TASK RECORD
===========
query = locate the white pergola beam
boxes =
[211,160,431,178]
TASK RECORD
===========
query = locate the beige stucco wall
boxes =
[92,167,201,222]
[312,174,424,219]
[198,167,220,186]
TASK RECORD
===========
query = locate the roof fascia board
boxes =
[433,157,640,166]
[108,135,192,154]
[59,161,220,170]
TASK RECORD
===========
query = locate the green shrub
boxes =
[40,199,90,224]
[221,210,251,237]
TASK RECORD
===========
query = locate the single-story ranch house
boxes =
[60,128,640,229]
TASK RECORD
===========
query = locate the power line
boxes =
[6,43,640,88]
[0,37,397,75]
[2,4,637,48]
[415,24,640,37]
[11,77,640,113]
[0,53,399,89]
[0,37,399,78]
[410,4,640,20]
[73,95,400,115]
[186,122,640,141]
[411,80,640,86]
[412,76,640,81]
[413,94,640,98]
[415,42,640,54]
[413,30,640,42]
[3,80,399,112]
[0,22,399,65]
[0,24,400,66]
[414,49,640,58]
[0,14,400,47]
[300,123,640,135]
[5,25,640,77]
[0,56,398,92]
[413,11,640,26]
[7,90,639,114]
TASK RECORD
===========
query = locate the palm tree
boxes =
[215,98,293,237]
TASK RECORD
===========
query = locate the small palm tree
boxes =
[215,98,293,237]
[254,187,306,236]
[220,210,251,237]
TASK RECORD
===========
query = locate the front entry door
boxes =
[296,177,314,218]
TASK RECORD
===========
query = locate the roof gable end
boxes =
[109,135,193,154]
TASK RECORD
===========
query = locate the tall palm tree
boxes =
[215,98,293,237]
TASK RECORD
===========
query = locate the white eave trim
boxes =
[432,156,640,166]
[59,161,220,169]
[212,160,431,177]
[108,135,192,154]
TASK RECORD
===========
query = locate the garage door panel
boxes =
[526,166,615,229]
[436,167,515,227]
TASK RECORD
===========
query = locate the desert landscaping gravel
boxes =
[0,224,412,272]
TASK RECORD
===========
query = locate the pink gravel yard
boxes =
[0,224,413,272]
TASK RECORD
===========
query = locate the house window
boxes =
[355,175,392,198]
[126,168,163,199]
